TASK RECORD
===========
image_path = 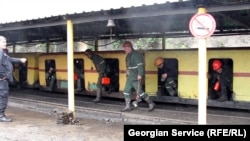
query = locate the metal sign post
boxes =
[189,7,216,125]
[189,13,216,39]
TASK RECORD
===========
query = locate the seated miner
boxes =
[155,57,178,96]
[208,59,233,102]
[74,60,84,92]
[46,66,56,91]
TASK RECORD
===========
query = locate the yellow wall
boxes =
[208,50,250,101]
[145,50,198,98]
[38,53,69,86]
[9,53,39,85]
[34,48,250,102]
[38,52,127,91]
[143,49,250,102]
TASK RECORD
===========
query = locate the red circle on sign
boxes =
[189,13,216,38]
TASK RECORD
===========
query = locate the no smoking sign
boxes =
[189,13,216,38]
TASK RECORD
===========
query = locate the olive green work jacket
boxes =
[125,50,144,81]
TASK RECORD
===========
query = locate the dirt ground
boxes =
[0,106,124,141]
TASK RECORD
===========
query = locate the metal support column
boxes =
[67,20,75,115]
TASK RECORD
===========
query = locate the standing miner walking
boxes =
[84,49,108,103]
[121,41,155,112]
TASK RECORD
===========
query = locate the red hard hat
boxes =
[212,60,222,71]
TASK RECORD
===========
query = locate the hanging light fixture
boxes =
[106,19,115,41]
[107,19,115,27]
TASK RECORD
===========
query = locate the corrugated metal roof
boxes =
[0,0,178,24]
[0,0,250,44]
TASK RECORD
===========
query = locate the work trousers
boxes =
[123,79,148,99]
[0,80,9,113]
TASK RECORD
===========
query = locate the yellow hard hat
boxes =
[155,57,164,66]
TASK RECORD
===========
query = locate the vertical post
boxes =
[162,35,165,50]
[13,43,16,53]
[197,6,207,125]
[94,38,98,51]
[67,20,75,114]
[46,41,50,53]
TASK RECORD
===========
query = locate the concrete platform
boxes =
[2,88,250,141]
[1,106,124,141]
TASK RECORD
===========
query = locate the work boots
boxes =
[217,87,227,102]
[144,96,155,112]
[0,112,12,122]
[121,98,132,112]
[93,89,101,103]
[75,79,83,92]
[166,78,177,96]
[166,86,177,96]
[217,94,227,102]
[47,76,56,91]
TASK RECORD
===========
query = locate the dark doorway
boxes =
[45,59,57,91]
[208,58,233,101]
[104,58,119,93]
[19,60,28,86]
[157,58,178,97]
[74,58,85,92]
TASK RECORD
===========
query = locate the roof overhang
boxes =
[0,0,249,44]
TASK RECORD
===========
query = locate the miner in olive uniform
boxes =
[121,41,155,112]
[84,49,107,103]
[0,36,27,122]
